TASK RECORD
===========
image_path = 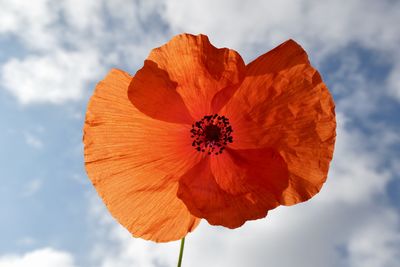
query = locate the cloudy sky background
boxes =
[1,0,400,266]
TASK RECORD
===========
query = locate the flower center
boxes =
[190,114,233,155]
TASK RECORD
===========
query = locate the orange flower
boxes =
[83,33,336,242]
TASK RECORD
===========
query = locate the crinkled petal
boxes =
[128,60,194,124]
[222,39,336,205]
[177,147,288,228]
[129,33,245,122]
[83,69,201,242]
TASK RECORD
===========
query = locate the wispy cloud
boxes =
[16,237,36,247]
[24,132,43,149]
[20,178,42,198]
[388,64,400,102]
[347,209,400,267]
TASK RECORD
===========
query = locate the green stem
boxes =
[177,237,185,267]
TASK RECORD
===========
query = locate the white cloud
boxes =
[0,248,77,267]
[319,114,391,204]
[347,209,400,267]
[0,0,60,51]
[93,226,178,267]
[70,174,90,185]
[59,0,104,33]
[20,179,42,198]
[16,237,36,247]
[163,0,400,58]
[387,64,400,102]
[87,195,179,267]
[0,0,166,105]
[1,50,102,104]
[24,132,43,149]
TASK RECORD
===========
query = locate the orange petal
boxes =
[222,39,336,205]
[129,33,245,121]
[83,69,201,242]
[177,147,288,228]
[128,60,194,124]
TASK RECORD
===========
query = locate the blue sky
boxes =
[0,0,400,266]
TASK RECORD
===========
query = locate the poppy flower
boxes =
[83,33,336,243]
